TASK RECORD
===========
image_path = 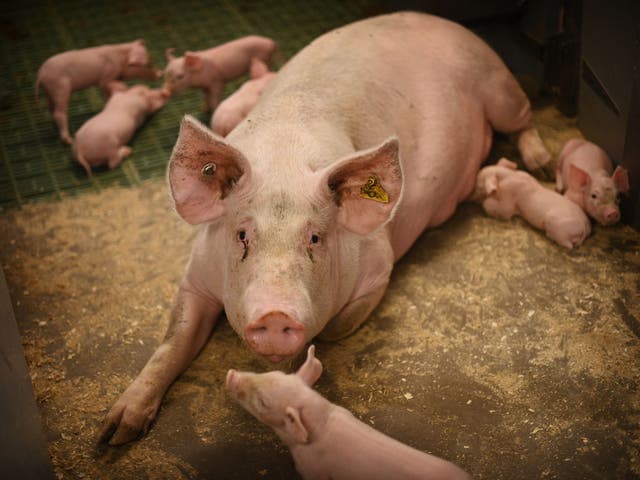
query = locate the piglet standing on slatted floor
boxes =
[162,35,277,111]
[226,346,471,480]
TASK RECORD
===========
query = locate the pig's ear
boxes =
[168,115,251,224]
[497,157,518,170]
[249,58,269,79]
[612,166,630,194]
[296,345,323,386]
[283,406,309,444]
[322,137,403,235]
[128,39,148,66]
[484,174,499,196]
[568,163,591,191]
[165,47,176,62]
[184,52,203,71]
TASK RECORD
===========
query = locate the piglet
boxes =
[471,158,591,249]
[225,345,471,480]
[210,58,276,136]
[72,82,167,176]
[556,138,629,225]
[36,40,161,144]
[162,35,277,111]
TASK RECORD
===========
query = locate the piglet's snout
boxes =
[603,207,620,225]
[244,312,305,363]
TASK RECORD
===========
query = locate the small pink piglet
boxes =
[36,40,161,144]
[472,158,591,249]
[72,83,167,176]
[162,35,277,111]
[210,58,276,136]
[556,138,630,225]
[226,345,471,480]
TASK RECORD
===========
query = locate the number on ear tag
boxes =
[359,175,389,203]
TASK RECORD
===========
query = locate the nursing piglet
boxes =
[472,158,591,249]
[210,58,275,136]
[556,138,630,225]
[36,40,161,144]
[225,345,471,480]
[72,83,167,175]
[162,35,276,110]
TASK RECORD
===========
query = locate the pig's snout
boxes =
[225,369,238,392]
[244,312,305,363]
[602,207,620,225]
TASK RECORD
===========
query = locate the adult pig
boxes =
[226,345,472,480]
[35,40,161,144]
[99,12,551,445]
[72,83,166,175]
[210,58,276,136]
[161,35,277,110]
[472,158,591,249]
[556,138,630,225]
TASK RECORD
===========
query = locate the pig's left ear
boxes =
[612,166,630,194]
[321,137,403,235]
[283,406,309,444]
[184,52,203,71]
[168,115,251,224]
[128,39,148,66]
[296,345,323,386]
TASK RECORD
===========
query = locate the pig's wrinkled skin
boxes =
[162,35,277,111]
[556,138,630,225]
[210,58,276,136]
[35,40,161,144]
[99,12,552,445]
[472,158,591,249]
[72,83,167,175]
[226,346,472,480]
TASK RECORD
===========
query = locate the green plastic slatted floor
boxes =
[0,0,380,210]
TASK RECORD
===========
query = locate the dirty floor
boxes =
[1,104,639,479]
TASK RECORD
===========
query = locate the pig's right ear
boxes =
[568,163,591,191]
[321,137,403,236]
[484,174,499,196]
[168,115,251,224]
[296,345,323,386]
[165,47,176,62]
[184,52,203,71]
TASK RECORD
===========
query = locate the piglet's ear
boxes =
[612,166,630,194]
[322,137,403,236]
[284,406,309,444]
[568,163,591,191]
[168,115,251,225]
[496,157,518,170]
[296,345,323,386]
[184,52,203,71]
[484,174,499,196]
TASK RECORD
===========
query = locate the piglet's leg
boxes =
[98,283,222,446]
[108,146,132,170]
[49,81,73,144]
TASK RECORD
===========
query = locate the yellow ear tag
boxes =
[359,175,389,203]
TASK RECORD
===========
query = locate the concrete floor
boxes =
[1,105,639,479]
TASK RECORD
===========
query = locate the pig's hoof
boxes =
[61,134,73,145]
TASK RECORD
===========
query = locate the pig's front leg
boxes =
[98,283,222,445]
[204,85,223,111]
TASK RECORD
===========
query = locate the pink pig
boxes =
[226,346,472,480]
[556,138,630,225]
[472,158,591,249]
[210,58,276,136]
[35,40,161,144]
[162,35,277,110]
[72,82,167,175]
[99,12,553,445]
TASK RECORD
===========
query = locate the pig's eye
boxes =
[591,193,598,199]
[237,230,249,260]
[310,234,320,245]
[237,230,247,242]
